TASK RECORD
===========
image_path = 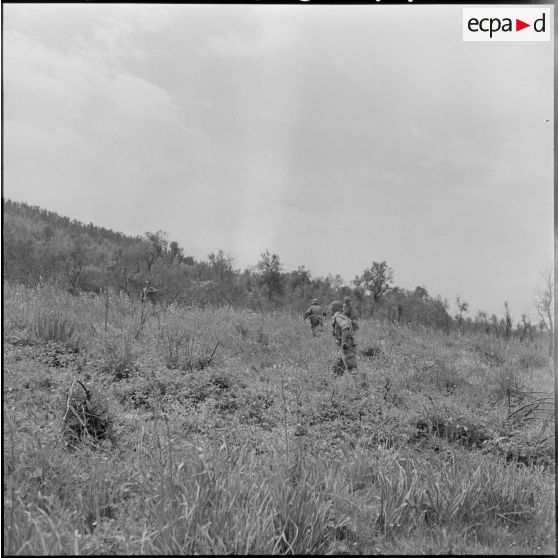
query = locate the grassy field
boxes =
[3,283,555,555]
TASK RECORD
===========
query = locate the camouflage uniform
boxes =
[141,282,157,304]
[303,298,326,336]
[343,296,359,332]
[330,300,357,376]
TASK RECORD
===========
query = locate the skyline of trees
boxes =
[2,198,550,341]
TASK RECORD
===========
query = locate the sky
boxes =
[3,3,554,319]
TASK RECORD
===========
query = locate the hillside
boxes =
[4,199,546,344]
[3,282,555,555]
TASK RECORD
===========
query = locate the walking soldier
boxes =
[329,300,357,376]
[303,298,327,336]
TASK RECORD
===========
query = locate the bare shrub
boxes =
[163,327,219,371]
[60,381,114,450]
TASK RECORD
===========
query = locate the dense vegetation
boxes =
[4,198,544,342]
[3,200,554,554]
[3,282,555,555]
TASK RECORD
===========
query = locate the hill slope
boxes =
[3,282,555,554]
[3,199,458,328]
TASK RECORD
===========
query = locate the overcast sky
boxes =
[3,4,553,319]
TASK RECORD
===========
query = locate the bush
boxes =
[32,311,77,345]
[60,381,115,449]
[163,329,219,371]
[97,335,137,381]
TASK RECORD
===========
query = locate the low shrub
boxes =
[32,311,78,346]
[163,329,220,371]
[59,381,115,450]
[415,399,495,449]
[39,341,82,369]
[517,351,549,373]
[97,336,137,381]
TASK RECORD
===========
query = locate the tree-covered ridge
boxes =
[3,199,140,243]
[2,198,550,345]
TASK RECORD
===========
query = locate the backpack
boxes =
[309,305,323,326]
[334,312,353,335]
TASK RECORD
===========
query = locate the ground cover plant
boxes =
[3,283,555,555]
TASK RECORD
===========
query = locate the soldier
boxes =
[141,281,157,304]
[329,300,357,376]
[343,296,359,332]
[303,298,327,336]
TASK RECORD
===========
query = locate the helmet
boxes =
[312,298,319,305]
[344,296,351,303]
[329,300,343,313]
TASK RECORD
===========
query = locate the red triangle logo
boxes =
[516,19,530,31]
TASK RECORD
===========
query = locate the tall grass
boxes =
[32,311,76,344]
[375,455,544,536]
[3,283,555,555]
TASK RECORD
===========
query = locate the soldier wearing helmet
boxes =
[329,300,357,376]
[141,280,157,304]
[303,298,327,336]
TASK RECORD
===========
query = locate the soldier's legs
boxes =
[331,356,346,376]
[343,344,357,373]
[311,320,323,337]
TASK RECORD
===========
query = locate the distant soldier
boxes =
[141,281,157,304]
[303,298,327,336]
[343,296,359,332]
[329,300,357,376]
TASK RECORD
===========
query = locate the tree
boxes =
[169,241,184,263]
[285,266,313,311]
[534,267,554,357]
[255,250,284,303]
[207,250,237,305]
[474,310,489,335]
[354,261,394,316]
[519,313,533,343]
[63,236,90,294]
[289,267,311,290]
[490,314,500,339]
[414,285,429,300]
[503,301,513,341]
[143,231,168,271]
[455,295,469,334]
